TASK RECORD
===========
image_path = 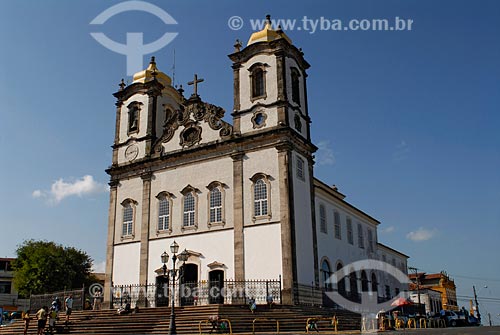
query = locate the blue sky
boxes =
[1,0,499,322]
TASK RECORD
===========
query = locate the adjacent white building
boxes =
[103,16,409,307]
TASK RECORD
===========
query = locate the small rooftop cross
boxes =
[188,74,204,97]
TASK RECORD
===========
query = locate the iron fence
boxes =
[111,279,282,309]
[30,288,85,312]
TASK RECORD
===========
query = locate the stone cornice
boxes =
[228,39,310,71]
[106,127,316,180]
[113,79,165,103]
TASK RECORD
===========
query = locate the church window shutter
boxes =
[347,218,353,244]
[296,157,305,181]
[357,223,364,249]
[319,204,327,233]
[291,68,301,105]
[334,211,341,239]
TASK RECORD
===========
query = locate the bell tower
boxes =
[229,16,320,303]
[228,15,311,142]
[111,57,185,167]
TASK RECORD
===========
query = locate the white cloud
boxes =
[92,260,106,273]
[393,140,410,161]
[32,190,44,198]
[380,225,396,233]
[406,227,437,242]
[33,175,108,204]
[316,140,335,166]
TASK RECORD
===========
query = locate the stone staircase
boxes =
[0,305,361,334]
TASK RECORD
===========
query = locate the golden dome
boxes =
[247,15,292,46]
[132,56,172,87]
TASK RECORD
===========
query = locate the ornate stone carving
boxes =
[153,97,233,153]
[179,122,202,148]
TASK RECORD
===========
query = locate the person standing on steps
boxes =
[22,310,30,335]
[65,295,74,325]
[93,289,102,310]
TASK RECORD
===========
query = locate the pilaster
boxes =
[139,172,152,293]
[276,143,297,304]
[308,160,319,286]
[112,101,123,165]
[231,151,245,282]
[103,180,119,309]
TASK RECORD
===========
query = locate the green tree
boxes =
[12,240,95,296]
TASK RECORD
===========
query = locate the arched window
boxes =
[156,192,173,232]
[181,185,199,229]
[123,204,133,236]
[254,179,268,216]
[209,187,222,223]
[127,102,142,134]
[371,272,378,294]
[121,199,137,238]
[349,271,358,300]
[319,204,327,233]
[321,259,332,290]
[249,63,268,100]
[252,68,265,98]
[206,181,226,227]
[158,198,170,231]
[361,270,369,292]
[291,68,301,104]
[250,173,271,220]
[183,193,195,227]
[337,263,346,296]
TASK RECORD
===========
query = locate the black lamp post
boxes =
[160,241,189,335]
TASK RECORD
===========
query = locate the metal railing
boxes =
[111,279,282,308]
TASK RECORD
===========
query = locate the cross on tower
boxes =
[187,74,204,97]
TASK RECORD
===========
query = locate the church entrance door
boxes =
[155,275,169,307]
[181,263,198,306]
[208,270,224,304]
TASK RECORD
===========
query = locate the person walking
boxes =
[65,295,74,325]
[35,306,47,335]
[248,297,256,314]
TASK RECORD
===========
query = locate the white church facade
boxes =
[103,17,409,307]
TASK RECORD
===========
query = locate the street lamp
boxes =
[473,285,488,325]
[160,242,189,335]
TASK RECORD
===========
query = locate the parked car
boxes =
[443,310,466,327]
[467,315,480,326]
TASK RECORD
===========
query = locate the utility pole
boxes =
[408,267,421,314]
[473,285,482,325]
